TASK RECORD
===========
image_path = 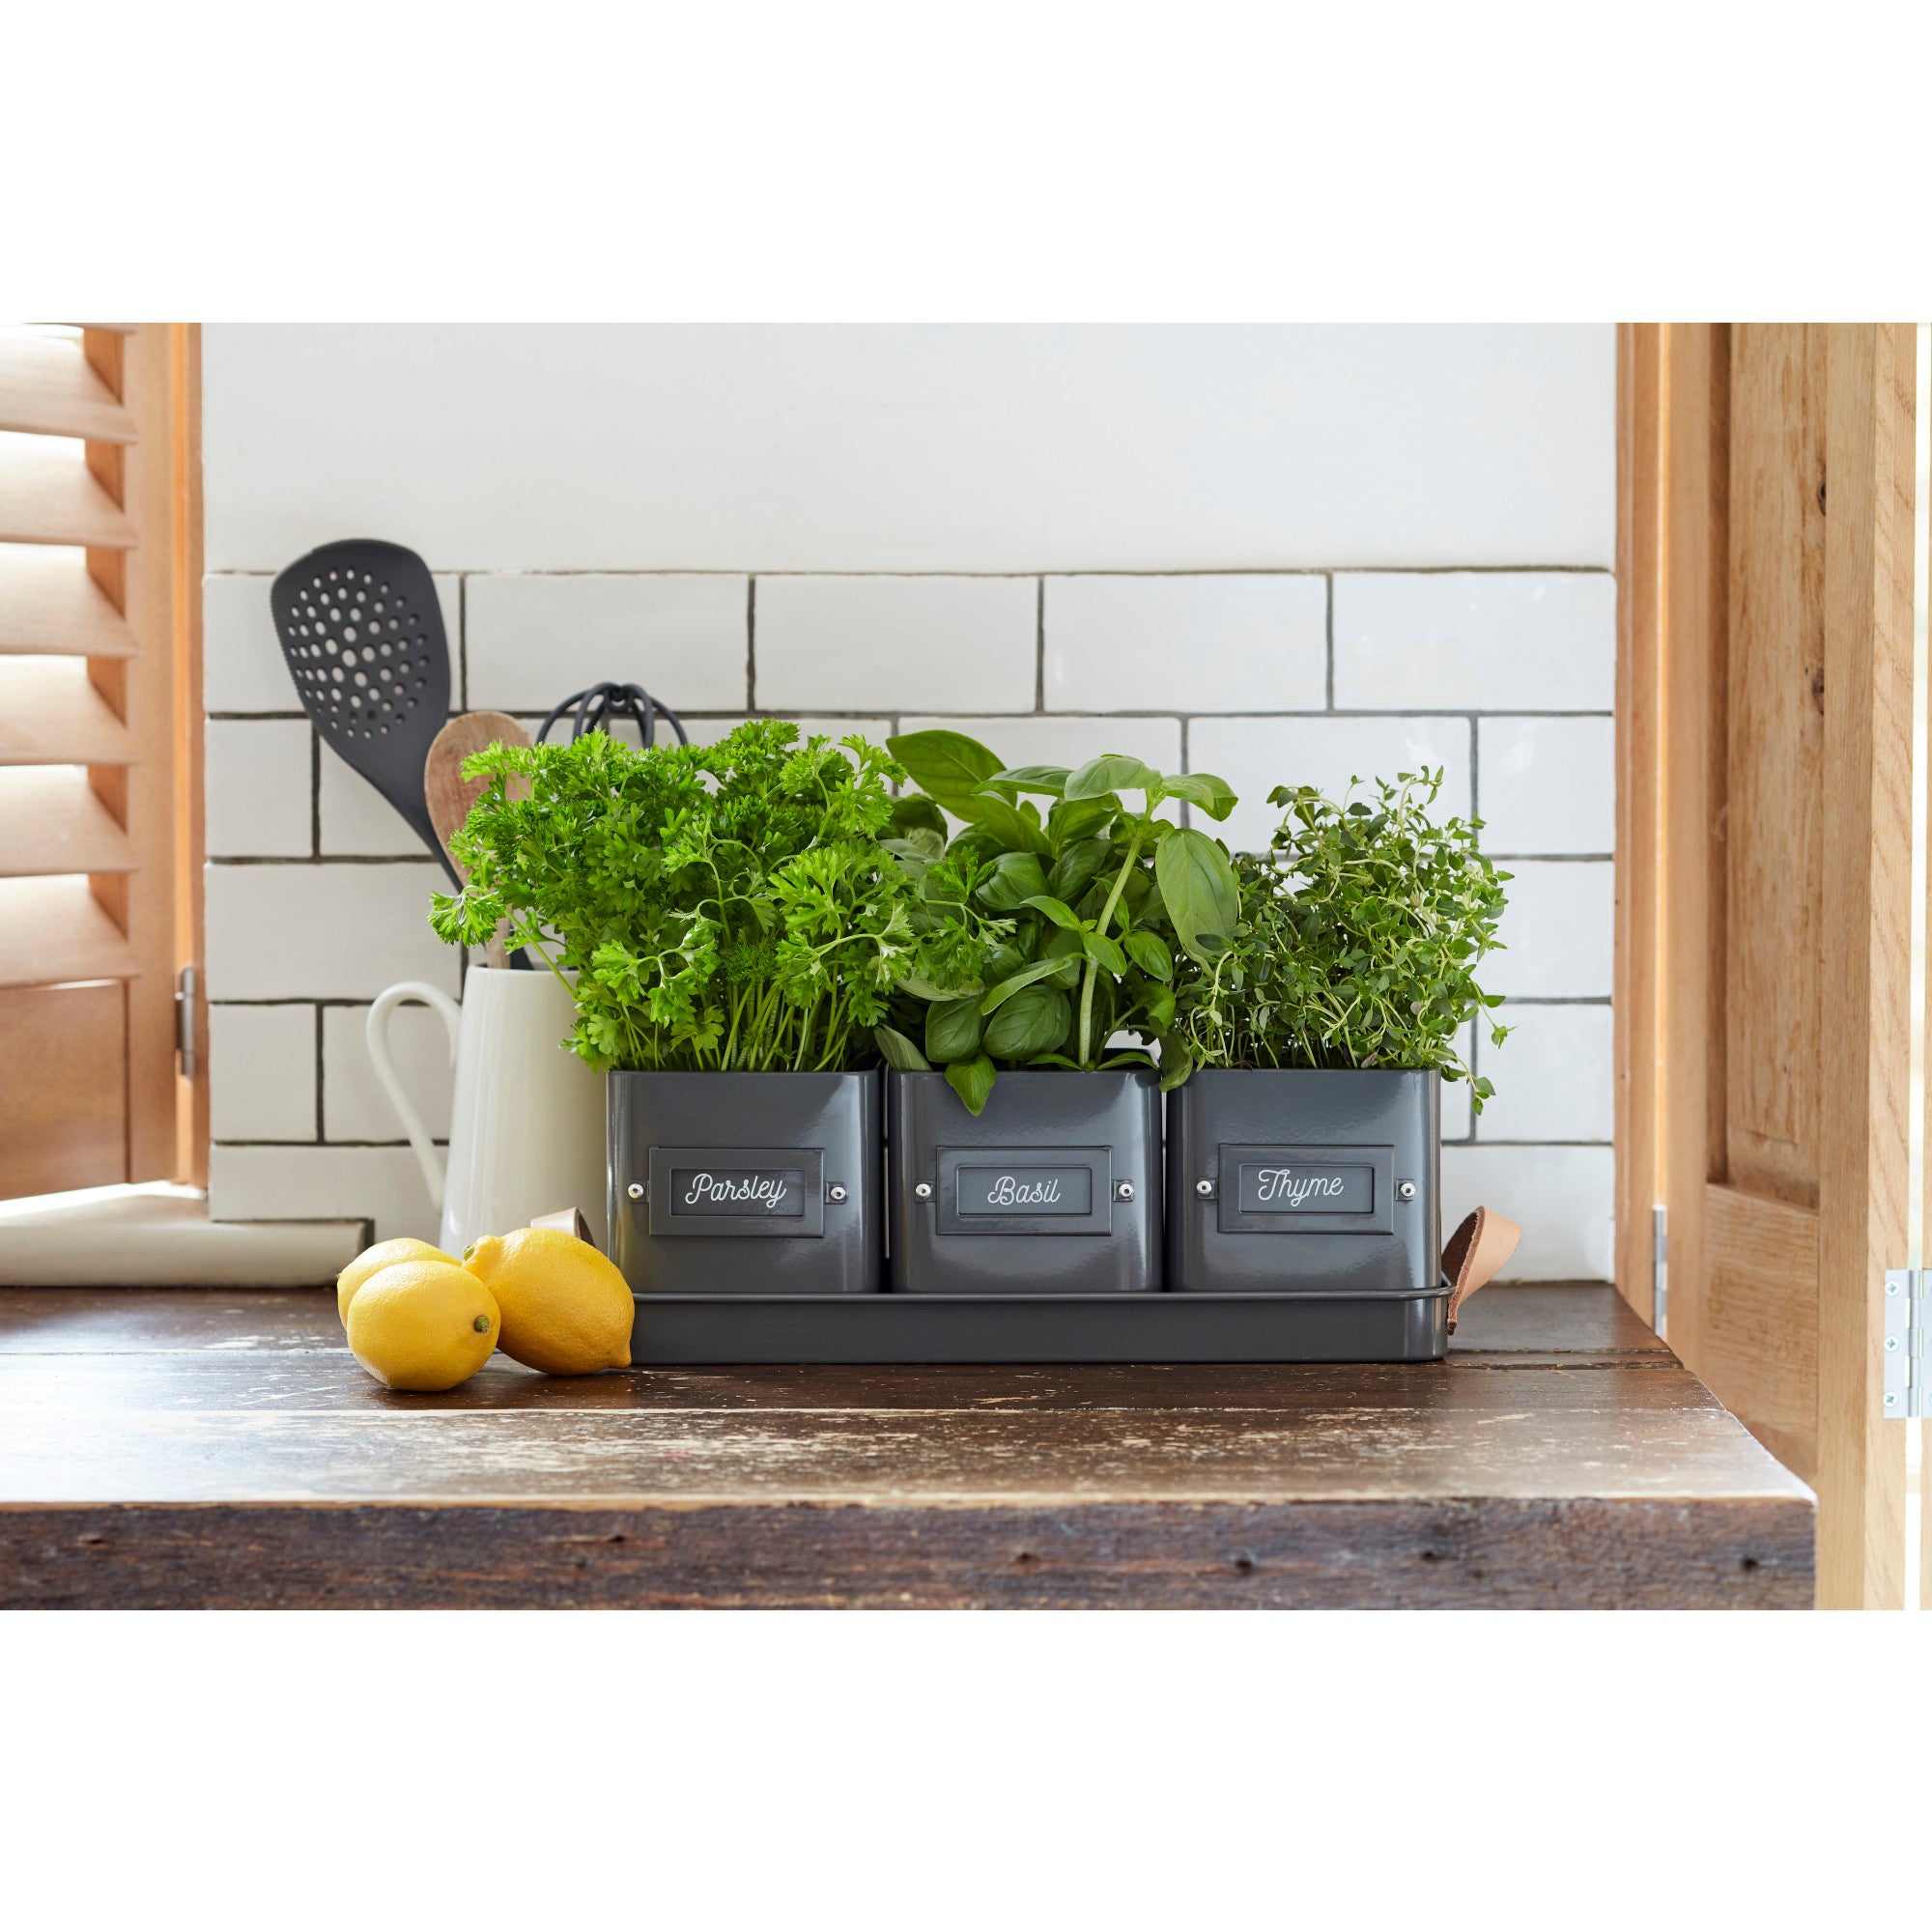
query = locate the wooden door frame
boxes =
[1615,323,1914,1608]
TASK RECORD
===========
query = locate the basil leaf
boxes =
[1047,796,1118,845]
[990,764,1070,797]
[887,730,1004,810]
[897,970,984,1001]
[980,956,1071,1013]
[1081,928,1127,976]
[1161,772,1238,822]
[873,1024,931,1071]
[945,1053,997,1115]
[1044,837,1111,904]
[887,794,950,840]
[1155,826,1240,964]
[1065,753,1162,802]
[970,792,1055,855]
[1020,894,1083,931]
[1157,1036,1195,1093]
[1123,929,1173,980]
[924,995,985,1065]
[978,851,1049,909]
[983,985,1072,1060]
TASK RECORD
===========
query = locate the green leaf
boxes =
[1157,1037,1195,1092]
[887,794,950,840]
[1047,796,1118,846]
[980,956,1072,1013]
[1021,894,1083,931]
[964,791,1055,854]
[1044,838,1112,904]
[983,985,1071,1059]
[1161,772,1238,821]
[1155,826,1240,964]
[873,1024,931,1072]
[887,730,1004,810]
[1123,929,1173,980]
[924,995,985,1065]
[1080,928,1127,976]
[1064,753,1162,802]
[897,970,984,1001]
[978,851,1049,909]
[990,764,1069,797]
[945,1054,997,1115]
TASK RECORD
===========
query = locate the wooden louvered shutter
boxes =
[0,326,204,1197]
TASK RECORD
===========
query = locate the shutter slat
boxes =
[0,876,140,988]
[0,337,136,442]
[0,441,135,547]
[0,661,135,765]
[0,546,138,657]
[0,768,138,875]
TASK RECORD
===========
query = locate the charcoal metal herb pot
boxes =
[888,1068,1162,1294]
[1165,1067,1439,1294]
[609,1070,882,1295]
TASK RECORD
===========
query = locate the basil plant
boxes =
[873,730,1242,1114]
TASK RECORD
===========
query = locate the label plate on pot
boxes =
[1236,1162,1374,1215]
[1215,1144,1396,1236]
[645,1146,827,1238]
[669,1168,806,1217]
[932,1145,1116,1236]
[956,1165,1094,1217]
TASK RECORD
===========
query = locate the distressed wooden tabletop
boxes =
[0,1284,1813,1609]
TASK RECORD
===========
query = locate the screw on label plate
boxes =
[914,1181,933,1200]
[1117,1181,1135,1202]
[827,1184,847,1204]
[627,1182,644,1200]
[1398,1180,1416,1201]
[1195,1179,1214,1198]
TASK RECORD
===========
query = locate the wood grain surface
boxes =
[0,1285,1814,1609]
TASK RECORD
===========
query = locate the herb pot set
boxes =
[430,721,1519,1361]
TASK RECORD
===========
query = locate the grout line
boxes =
[1469,714,1480,825]
[1324,574,1335,710]
[458,575,469,711]
[205,706,1615,724]
[746,578,757,711]
[218,1139,452,1150]
[309,728,321,858]
[313,1004,325,1144]
[1034,579,1045,712]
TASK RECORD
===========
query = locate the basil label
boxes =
[956,1165,1094,1216]
[669,1168,806,1217]
[1238,1162,1374,1214]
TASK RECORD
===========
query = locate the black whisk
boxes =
[536,683,688,747]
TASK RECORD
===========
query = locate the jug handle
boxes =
[366,981,462,1212]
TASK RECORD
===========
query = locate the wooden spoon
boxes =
[425,711,532,969]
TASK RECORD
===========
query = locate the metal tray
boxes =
[628,1285,1450,1364]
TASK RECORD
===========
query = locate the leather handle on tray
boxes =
[1441,1207,1521,1333]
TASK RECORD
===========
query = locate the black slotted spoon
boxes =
[270,539,459,887]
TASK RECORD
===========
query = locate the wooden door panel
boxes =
[1700,1183,1818,1479]
[0,982,126,1197]
[1623,323,1912,1606]
[1724,324,1824,1208]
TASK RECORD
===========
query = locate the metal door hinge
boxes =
[175,965,198,1081]
[1652,1204,1668,1340]
[1883,1269,1930,1418]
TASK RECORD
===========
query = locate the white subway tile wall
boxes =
[198,330,1614,1276]
[1043,575,1327,713]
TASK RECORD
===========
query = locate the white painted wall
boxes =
[200,325,1616,1278]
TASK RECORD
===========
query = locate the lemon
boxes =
[336,1236,458,1325]
[345,1259,501,1392]
[463,1227,633,1376]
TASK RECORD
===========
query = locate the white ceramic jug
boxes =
[366,966,608,1255]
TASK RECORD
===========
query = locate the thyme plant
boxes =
[1164,770,1510,1108]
